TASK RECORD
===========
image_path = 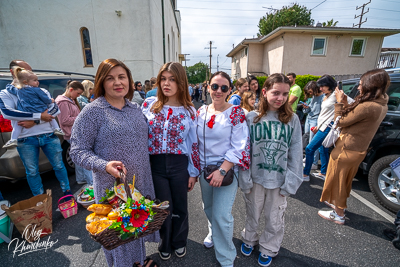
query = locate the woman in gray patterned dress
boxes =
[70,58,159,267]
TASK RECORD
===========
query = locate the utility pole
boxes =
[205,41,216,77]
[353,0,371,28]
[182,54,190,70]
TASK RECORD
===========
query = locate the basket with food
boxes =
[77,187,95,208]
[86,171,169,250]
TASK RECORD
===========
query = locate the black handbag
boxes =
[202,106,234,186]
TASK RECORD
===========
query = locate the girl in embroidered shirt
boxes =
[238,73,303,267]
[197,71,250,267]
[141,62,199,261]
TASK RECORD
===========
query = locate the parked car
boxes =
[0,69,94,181]
[344,73,400,213]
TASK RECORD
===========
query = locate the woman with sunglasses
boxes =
[197,71,250,267]
[142,62,199,261]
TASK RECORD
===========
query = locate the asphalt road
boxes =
[1,101,399,267]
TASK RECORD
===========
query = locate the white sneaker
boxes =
[54,128,65,136]
[2,139,17,149]
[303,175,310,182]
[314,173,326,180]
[303,158,306,163]
[311,164,318,170]
[324,201,346,212]
[203,235,214,248]
[318,210,345,225]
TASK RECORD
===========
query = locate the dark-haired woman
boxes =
[141,62,199,261]
[248,75,261,107]
[319,69,389,224]
[303,75,337,181]
[70,59,159,267]
[56,81,92,185]
[197,71,250,267]
[302,81,324,180]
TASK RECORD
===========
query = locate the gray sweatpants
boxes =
[241,183,287,257]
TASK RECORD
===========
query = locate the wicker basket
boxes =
[88,206,169,250]
[87,171,169,250]
[58,195,78,219]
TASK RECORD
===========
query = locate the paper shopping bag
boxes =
[1,189,52,242]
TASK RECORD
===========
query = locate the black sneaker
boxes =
[158,251,171,260]
[383,228,397,240]
[175,247,186,258]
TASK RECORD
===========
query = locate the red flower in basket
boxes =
[130,209,149,228]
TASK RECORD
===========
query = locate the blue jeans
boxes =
[304,125,331,176]
[304,117,319,165]
[66,140,92,185]
[200,174,238,267]
[17,133,70,196]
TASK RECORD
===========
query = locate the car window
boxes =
[0,79,12,90]
[387,81,400,112]
[38,79,71,98]
[342,82,357,95]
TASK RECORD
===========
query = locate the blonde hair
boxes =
[13,67,34,89]
[81,80,94,98]
[240,91,255,112]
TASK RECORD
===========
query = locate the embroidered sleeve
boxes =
[186,107,200,177]
[224,106,250,169]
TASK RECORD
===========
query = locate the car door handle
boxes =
[380,121,393,127]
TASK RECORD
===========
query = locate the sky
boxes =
[177,0,400,73]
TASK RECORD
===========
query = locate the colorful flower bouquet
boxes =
[109,196,155,240]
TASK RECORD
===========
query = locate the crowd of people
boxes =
[1,59,399,267]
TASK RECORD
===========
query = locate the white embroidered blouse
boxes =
[197,105,250,170]
[141,97,200,177]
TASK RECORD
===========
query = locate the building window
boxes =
[80,27,93,67]
[311,37,327,55]
[350,37,367,56]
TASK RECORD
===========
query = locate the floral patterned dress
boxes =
[70,96,159,267]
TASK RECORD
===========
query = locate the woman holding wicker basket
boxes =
[70,58,159,267]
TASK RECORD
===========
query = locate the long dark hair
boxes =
[341,69,390,117]
[247,75,261,98]
[254,73,293,124]
[65,80,84,111]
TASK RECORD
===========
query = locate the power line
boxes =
[311,0,327,10]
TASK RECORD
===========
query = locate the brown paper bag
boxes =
[1,189,52,242]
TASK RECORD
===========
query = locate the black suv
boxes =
[343,73,400,212]
[0,69,94,181]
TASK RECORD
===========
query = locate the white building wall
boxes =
[0,0,181,82]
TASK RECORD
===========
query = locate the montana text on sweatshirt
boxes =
[238,110,303,196]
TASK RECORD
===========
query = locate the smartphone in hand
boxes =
[299,101,309,107]
[338,81,343,90]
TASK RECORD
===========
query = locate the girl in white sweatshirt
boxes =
[238,73,303,267]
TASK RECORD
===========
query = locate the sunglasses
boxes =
[210,83,229,92]
[137,84,142,87]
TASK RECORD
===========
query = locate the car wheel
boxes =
[61,141,75,175]
[368,155,400,213]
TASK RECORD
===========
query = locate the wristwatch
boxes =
[218,167,227,176]
[34,120,40,125]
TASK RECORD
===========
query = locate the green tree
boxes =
[258,3,314,36]
[322,19,338,27]
[186,62,208,84]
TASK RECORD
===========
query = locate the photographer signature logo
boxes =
[8,224,58,257]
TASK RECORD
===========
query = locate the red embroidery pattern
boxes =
[148,112,166,154]
[166,114,186,154]
[207,115,216,129]
[167,108,173,120]
[238,136,251,170]
[191,143,200,171]
[196,109,201,117]
[230,106,246,126]
[143,101,148,108]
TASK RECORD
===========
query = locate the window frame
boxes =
[80,27,93,67]
[311,36,328,56]
[349,37,367,57]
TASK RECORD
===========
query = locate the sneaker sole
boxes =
[203,243,213,249]
[318,212,345,225]
[158,252,171,260]
[175,248,186,258]
[241,250,252,257]
[258,258,272,267]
